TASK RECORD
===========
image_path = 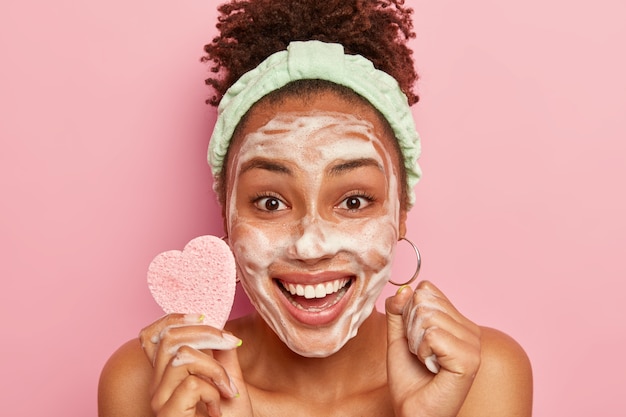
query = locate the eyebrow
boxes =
[328,158,383,176]
[240,158,292,176]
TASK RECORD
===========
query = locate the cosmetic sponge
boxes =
[147,235,237,329]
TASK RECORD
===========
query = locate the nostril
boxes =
[288,217,340,262]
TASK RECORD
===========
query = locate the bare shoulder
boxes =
[98,338,154,417]
[459,327,533,417]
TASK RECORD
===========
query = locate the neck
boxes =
[233,311,388,399]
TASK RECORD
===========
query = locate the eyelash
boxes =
[251,192,288,212]
[250,190,376,213]
[337,191,376,212]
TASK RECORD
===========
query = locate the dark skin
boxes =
[228,312,393,416]
[98,92,533,417]
[99,300,532,416]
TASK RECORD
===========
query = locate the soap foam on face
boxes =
[226,111,401,357]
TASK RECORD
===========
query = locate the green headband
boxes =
[208,40,422,207]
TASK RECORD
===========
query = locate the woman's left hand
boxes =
[385,281,482,417]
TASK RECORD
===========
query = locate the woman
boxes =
[98,1,533,416]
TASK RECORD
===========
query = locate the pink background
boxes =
[1,1,624,415]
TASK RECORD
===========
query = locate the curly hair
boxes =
[202,0,419,106]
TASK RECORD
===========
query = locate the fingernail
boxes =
[184,314,206,324]
[222,333,243,347]
[425,354,440,374]
[396,285,410,295]
[228,374,240,398]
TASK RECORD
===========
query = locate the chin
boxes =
[271,297,378,358]
[281,327,357,358]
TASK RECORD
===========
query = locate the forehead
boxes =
[238,111,384,162]
[227,91,400,168]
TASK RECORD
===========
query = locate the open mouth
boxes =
[276,278,353,312]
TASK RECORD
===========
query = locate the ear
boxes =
[398,208,408,239]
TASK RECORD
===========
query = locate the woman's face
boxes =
[224,91,406,357]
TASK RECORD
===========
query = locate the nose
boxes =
[287,217,338,263]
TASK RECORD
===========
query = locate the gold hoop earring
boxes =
[389,237,422,286]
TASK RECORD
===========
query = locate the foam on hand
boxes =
[147,235,237,329]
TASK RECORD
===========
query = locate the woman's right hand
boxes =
[139,314,253,417]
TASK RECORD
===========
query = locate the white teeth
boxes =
[281,278,350,299]
[304,286,316,299]
[315,284,326,298]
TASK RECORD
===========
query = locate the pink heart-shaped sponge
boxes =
[147,235,237,329]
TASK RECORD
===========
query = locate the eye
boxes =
[337,193,374,211]
[253,194,288,212]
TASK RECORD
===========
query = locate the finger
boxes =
[424,354,440,374]
[413,281,476,328]
[140,314,207,363]
[213,348,255,416]
[402,281,481,374]
[414,280,449,301]
[153,326,241,386]
[385,285,414,346]
[407,281,480,340]
[386,285,436,400]
[418,306,480,347]
[213,347,245,397]
[417,326,481,378]
[152,346,239,412]
[172,347,239,398]
[404,301,479,355]
[159,326,242,355]
[406,310,478,374]
[156,374,222,417]
[401,282,447,355]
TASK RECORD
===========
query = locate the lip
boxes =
[272,272,356,327]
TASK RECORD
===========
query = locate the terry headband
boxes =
[208,40,422,206]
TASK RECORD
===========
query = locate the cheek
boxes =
[230,220,293,280]
[343,218,397,272]
[362,231,396,274]
[230,223,271,274]
[362,245,393,272]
